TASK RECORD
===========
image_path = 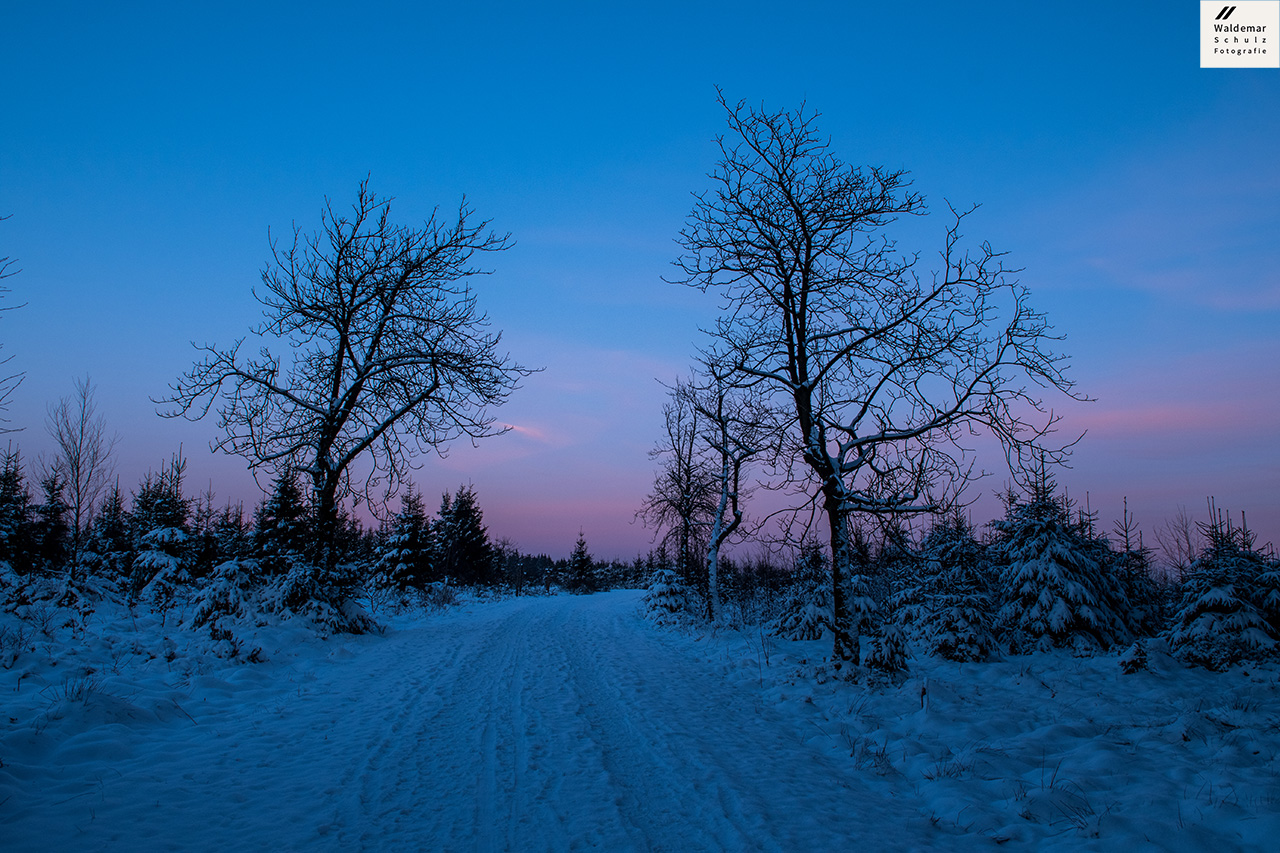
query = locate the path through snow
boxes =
[4,591,967,851]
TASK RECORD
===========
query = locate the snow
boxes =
[3,590,1278,850]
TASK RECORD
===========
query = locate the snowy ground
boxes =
[2,590,1278,851]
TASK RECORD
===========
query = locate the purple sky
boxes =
[3,2,1277,558]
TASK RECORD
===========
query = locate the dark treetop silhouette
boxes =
[159,182,533,567]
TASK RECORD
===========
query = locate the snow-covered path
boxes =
[4,591,965,851]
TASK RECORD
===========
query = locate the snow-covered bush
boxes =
[189,559,261,659]
[863,621,909,674]
[260,562,375,635]
[1118,639,1148,674]
[0,619,35,669]
[133,526,191,611]
[644,568,691,624]
[417,580,457,611]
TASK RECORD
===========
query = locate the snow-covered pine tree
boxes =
[863,621,909,675]
[30,472,70,578]
[190,557,254,655]
[86,481,132,589]
[1112,497,1162,639]
[0,448,33,579]
[774,540,833,641]
[1256,553,1280,641]
[372,487,432,598]
[0,447,33,601]
[565,530,597,594]
[994,479,1129,653]
[213,502,248,565]
[129,456,191,610]
[252,472,310,577]
[1167,505,1277,669]
[897,510,997,662]
[252,472,371,634]
[874,517,916,607]
[434,485,493,586]
[644,565,689,623]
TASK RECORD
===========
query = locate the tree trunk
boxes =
[705,538,723,624]
[824,484,858,665]
[704,454,735,625]
[313,474,340,573]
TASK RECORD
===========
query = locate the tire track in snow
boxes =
[8,591,974,852]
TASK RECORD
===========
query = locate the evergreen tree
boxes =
[373,487,432,594]
[434,485,492,586]
[774,540,833,640]
[331,505,372,567]
[492,537,522,594]
[130,456,190,545]
[1256,549,1280,640]
[187,487,223,579]
[87,480,132,587]
[129,455,191,607]
[994,481,1129,653]
[213,502,248,564]
[248,471,372,633]
[31,472,70,576]
[896,511,997,662]
[565,530,596,593]
[1167,506,1276,669]
[0,447,33,576]
[644,566,689,623]
[1112,498,1162,638]
[252,471,310,576]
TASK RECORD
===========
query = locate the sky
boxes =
[2,1,1277,559]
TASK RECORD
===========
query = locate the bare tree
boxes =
[689,362,771,623]
[0,215,24,432]
[159,182,533,566]
[45,375,118,574]
[1153,505,1202,581]
[672,95,1082,665]
[638,377,716,590]
[640,367,771,622]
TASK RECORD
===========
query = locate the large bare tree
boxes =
[672,95,1081,665]
[160,182,532,566]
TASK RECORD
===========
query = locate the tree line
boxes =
[644,469,1280,673]
[0,438,644,634]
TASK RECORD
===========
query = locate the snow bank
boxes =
[672,620,1280,850]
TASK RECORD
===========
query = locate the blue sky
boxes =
[3,1,1277,557]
